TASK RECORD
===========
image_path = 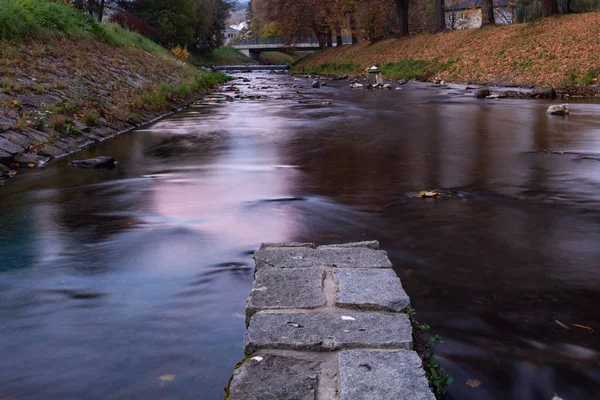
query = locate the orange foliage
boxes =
[299,13,600,88]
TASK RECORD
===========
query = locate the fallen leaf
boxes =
[418,190,439,198]
[159,374,176,382]
[555,320,570,330]
[466,379,481,388]
[12,99,18,106]
[573,324,594,332]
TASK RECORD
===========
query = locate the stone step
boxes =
[334,269,410,313]
[244,311,413,354]
[338,350,435,400]
[254,243,392,270]
[246,268,327,323]
[227,350,435,400]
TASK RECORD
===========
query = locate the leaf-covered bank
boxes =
[295,12,600,93]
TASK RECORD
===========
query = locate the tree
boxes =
[480,0,496,27]
[394,0,409,36]
[434,0,445,32]
[541,0,558,16]
[72,0,117,22]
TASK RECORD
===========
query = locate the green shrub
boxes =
[0,0,171,58]
[84,113,99,126]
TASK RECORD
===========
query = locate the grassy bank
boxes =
[0,0,229,177]
[295,13,600,90]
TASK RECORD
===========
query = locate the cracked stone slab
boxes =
[0,138,25,155]
[246,268,326,323]
[254,245,392,270]
[13,152,50,167]
[339,350,435,400]
[227,354,320,400]
[334,269,410,313]
[320,241,380,250]
[245,312,412,354]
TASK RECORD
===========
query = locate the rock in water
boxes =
[547,104,569,115]
[534,87,557,99]
[312,80,321,89]
[69,156,116,169]
[383,84,392,90]
[349,83,364,89]
[475,89,491,99]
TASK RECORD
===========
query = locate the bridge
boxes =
[229,37,353,61]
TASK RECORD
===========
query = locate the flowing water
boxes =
[1,73,600,400]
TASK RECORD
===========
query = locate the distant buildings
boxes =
[223,22,249,45]
[445,0,515,30]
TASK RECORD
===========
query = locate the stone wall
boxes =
[226,241,435,400]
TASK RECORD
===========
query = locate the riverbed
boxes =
[1,73,599,399]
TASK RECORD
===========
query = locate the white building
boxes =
[224,26,243,45]
[445,0,515,30]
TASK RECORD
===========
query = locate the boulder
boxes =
[69,156,116,169]
[547,104,569,115]
[312,80,321,88]
[533,87,557,99]
[486,93,506,100]
[349,83,364,89]
[397,79,409,85]
[475,89,491,99]
[383,84,392,90]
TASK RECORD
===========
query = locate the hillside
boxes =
[0,0,229,181]
[296,13,600,91]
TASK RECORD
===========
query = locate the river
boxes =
[1,73,599,400]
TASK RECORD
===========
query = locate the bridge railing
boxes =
[229,37,318,46]
[229,36,354,47]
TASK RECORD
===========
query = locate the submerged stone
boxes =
[69,156,116,169]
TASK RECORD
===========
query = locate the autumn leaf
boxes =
[573,324,594,332]
[466,379,482,388]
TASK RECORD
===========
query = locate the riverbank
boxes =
[295,12,600,95]
[0,2,229,185]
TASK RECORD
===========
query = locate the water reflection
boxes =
[1,73,600,399]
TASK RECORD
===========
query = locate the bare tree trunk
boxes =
[480,0,495,27]
[434,0,445,32]
[336,29,343,47]
[395,0,409,37]
[542,0,558,17]
[349,15,359,44]
[326,28,333,47]
[97,0,106,22]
